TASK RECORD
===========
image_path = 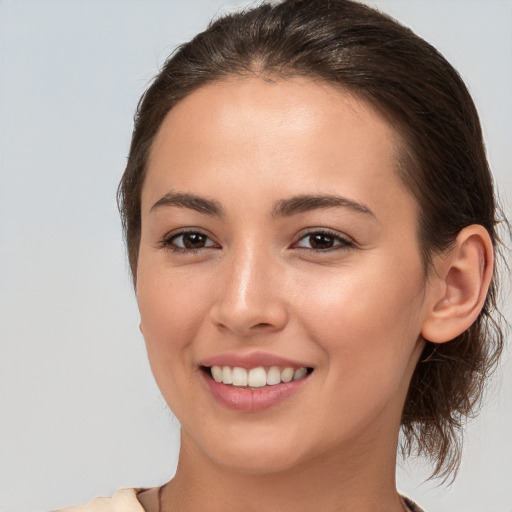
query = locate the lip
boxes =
[200,350,310,370]
[199,351,313,412]
[200,370,310,412]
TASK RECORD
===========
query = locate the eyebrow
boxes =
[271,194,376,219]
[150,192,224,216]
[150,191,375,219]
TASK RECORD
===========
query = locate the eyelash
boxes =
[294,229,355,252]
[159,229,355,254]
[158,229,218,254]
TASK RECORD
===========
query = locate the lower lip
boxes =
[201,371,309,412]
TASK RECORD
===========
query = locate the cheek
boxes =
[295,257,424,387]
[292,268,424,443]
[136,264,214,385]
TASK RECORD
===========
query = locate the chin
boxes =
[189,427,312,475]
[214,447,305,476]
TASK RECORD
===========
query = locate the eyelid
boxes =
[292,228,355,251]
[157,227,355,253]
[158,228,220,252]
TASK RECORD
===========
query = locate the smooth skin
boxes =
[136,76,493,512]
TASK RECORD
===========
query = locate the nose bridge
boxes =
[212,239,288,335]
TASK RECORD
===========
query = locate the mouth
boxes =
[200,365,314,389]
[199,352,314,411]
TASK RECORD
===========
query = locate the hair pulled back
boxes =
[118,0,505,480]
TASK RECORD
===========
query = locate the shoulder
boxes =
[52,488,145,512]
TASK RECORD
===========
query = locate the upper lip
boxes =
[200,351,312,369]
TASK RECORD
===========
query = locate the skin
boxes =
[135,76,491,512]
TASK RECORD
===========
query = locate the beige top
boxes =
[54,488,425,512]
[53,488,145,512]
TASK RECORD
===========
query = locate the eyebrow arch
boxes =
[150,191,375,220]
[150,191,224,216]
[271,194,376,219]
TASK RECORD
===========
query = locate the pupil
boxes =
[310,234,333,248]
[184,233,205,248]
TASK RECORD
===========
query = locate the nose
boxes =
[209,245,289,337]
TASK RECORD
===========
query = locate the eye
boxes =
[161,231,218,252]
[294,230,353,251]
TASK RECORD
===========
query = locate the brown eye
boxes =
[308,233,336,249]
[167,232,217,250]
[295,231,353,251]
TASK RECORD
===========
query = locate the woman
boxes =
[56,0,506,511]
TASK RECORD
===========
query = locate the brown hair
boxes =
[118,0,506,480]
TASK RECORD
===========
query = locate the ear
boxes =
[421,225,494,344]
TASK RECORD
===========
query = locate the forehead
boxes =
[144,76,413,218]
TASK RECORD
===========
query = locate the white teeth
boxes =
[222,366,233,384]
[266,366,281,385]
[248,367,267,388]
[209,365,310,387]
[293,367,307,381]
[232,367,248,386]
[280,367,294,383]
[211,365,223,383]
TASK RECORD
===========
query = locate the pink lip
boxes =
[200,351,309,370]
[199,351,313,412]
[200,371,309,412]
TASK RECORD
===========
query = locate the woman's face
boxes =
[137,77,431,474]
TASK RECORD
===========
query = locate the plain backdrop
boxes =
[1,1,511,511]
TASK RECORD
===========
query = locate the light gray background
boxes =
[1,1,511,511]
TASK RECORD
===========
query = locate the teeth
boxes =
[248,367,267,387]
[293,367,307,380]
[222,366,233,384]
[266,366,281,385]
[209,365,310,387]
[280,367,294,383]
[211,365,223,383]
[232,367,248,386]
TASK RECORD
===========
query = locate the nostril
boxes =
[209,294,289,336]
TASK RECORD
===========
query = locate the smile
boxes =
[199,356,314,412]
[208,365,311,388]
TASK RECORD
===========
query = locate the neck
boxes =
[160,427,405,512]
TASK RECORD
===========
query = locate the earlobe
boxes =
[421,225,494,344]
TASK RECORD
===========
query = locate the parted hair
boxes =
[118,0,505,479]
